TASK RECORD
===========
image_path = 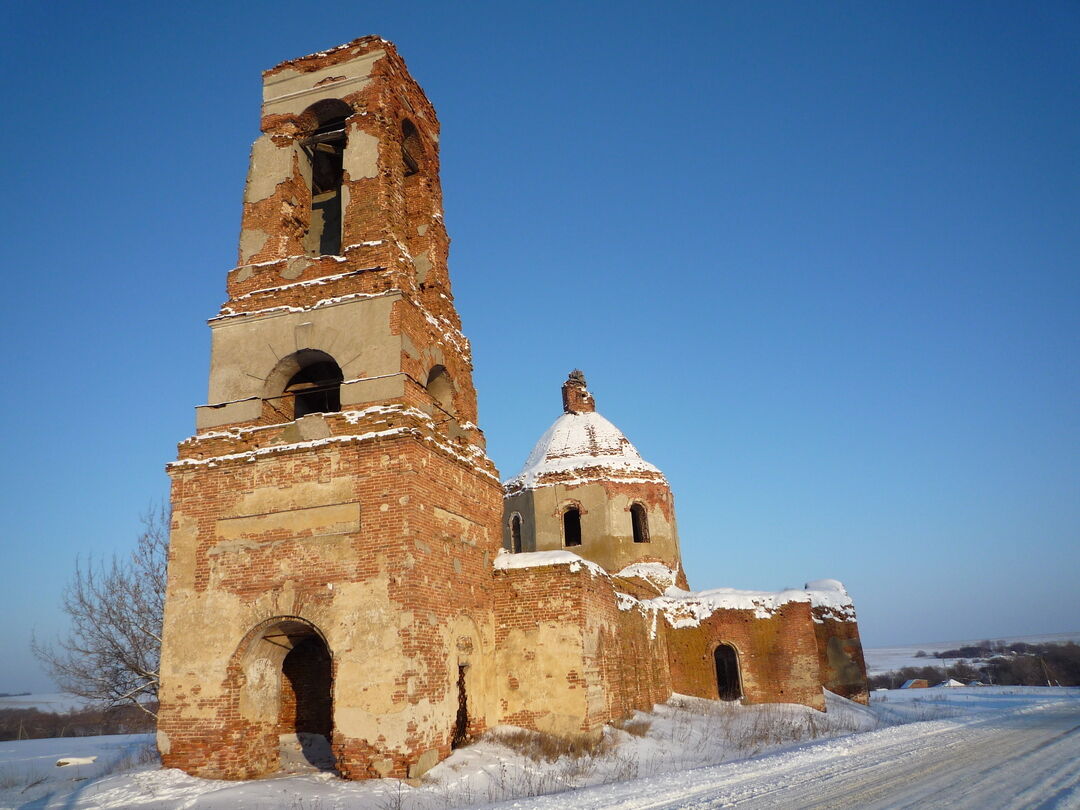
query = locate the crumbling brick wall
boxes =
[493,562,672,735]
[812,616,870,705]
[159,414,503,779]
[663,603,826,711]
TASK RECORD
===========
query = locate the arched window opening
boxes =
[300,100,351,256]
[286,359,343,418]
[402,119,422,176]
[630,503,650,544]
[563,507,582,548]
[714,643,742,702]
[510,514,523,553]
[426,365,455,418]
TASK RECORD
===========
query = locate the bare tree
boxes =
[33,504,169,719]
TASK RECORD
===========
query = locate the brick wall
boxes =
[663,603,826,711]
[812,616,870,704]
[493,562,672,734]
[159,426,503,779]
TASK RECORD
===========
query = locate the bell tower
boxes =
[200,35,472,434]
[158,38,503,781]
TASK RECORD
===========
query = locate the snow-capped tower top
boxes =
[502,372,685,585]
[504,371,665,494]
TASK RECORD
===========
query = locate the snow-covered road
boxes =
[3,689,1078,808]
[491,698,1080,809]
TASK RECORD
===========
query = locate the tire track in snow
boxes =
[680,701,1080,809]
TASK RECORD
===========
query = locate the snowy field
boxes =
[863,631,1080,674]
[0,694,88,714]
[2,686,1079,809]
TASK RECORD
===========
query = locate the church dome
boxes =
[504,373,666,494]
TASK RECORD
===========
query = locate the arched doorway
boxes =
[237,617,337,774]
[714,643,742,702]
[279,635,334,770]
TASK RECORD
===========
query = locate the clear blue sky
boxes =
[2,1,1077,692]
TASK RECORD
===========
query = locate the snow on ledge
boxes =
[805,578,848,594]
[493,550,607,578]
[494,551,856,626]
[616,562,679,590]
[617,581,856,626]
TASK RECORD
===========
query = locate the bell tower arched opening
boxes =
[264,349,343,422]
[280,636,332,736]
[286,359,343,418]
[300,99,351,256]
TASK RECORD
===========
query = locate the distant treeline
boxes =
[870,641,1080,690]
[0,703,157,741]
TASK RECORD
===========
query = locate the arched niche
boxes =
[426,365,455,418]
[446,614,485,752]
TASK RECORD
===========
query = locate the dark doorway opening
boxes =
[452,664,469,749]
[714,643,742,702]
[279,634,336,771]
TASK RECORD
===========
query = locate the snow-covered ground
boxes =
[2,687,1078,809]
[863,631,1080,674]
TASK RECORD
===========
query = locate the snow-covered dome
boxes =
[504,372,666,493]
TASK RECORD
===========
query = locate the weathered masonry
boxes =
[157,36,868,782]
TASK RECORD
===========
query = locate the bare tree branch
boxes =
[32,503,169,719]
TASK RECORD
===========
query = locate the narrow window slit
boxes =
[402,119,421,176]
[563,507,581,547]
[630,503,650,544]
[510,514,523,553]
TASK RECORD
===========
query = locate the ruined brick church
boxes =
[157,37,868,781]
